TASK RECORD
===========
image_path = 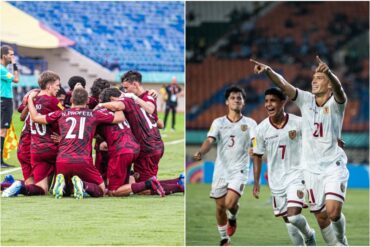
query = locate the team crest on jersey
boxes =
[323,106,330,114]
[340,183,346,193]
[289,130,297,140]
[240,125,248,132]
[297,190,304,199]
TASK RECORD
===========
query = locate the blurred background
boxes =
[1,0,185,114]
[186,1,369,189]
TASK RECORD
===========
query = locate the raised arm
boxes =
[124,93,155,114]
[112,111,124,124]
[250,59,297,99]
[193,137,215,161]
[315,55,347,104]
[27,92,48,124]
[11,56,19,83]
[98,101,125,111]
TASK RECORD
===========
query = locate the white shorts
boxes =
[210,170,248,199]
[272,179,306,217]
[304,164,349,213]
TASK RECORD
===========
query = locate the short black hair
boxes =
[99,87,121,103]
[224,85,246,101]
[56,87,66,98]
[90,78,111,98]
[68,76,86,90]
[121,70,142,84]
[264,87,286,100]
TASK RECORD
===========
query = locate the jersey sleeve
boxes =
[45,110,62,124]
[207,119,219,141]
[50,97,64,111]
[1,67,14,83]
[17,103,26,113]
[292,88,312,109]
[94,108,115,124]
[253,125,265,155]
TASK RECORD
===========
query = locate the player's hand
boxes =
[253,183,260,199]
[124,93,138,101]
[315,55,330,74]
[99,141,108,151]
[50,132,61,143]
[149,89,159,99]
[250,59,270,74]
[28,90,39,101]
[247,147,254,156]
[22,89,40,105]
[74,83,83,89]
[193,151,202,161]
[337,138,345,148]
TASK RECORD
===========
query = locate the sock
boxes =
[288,214,313,239]
[21,184,45,196]
[83,181,103,197]
[227,204,239,220]
[162,183,183,195]
[321,223,338,246]
[131,181,148,194]
[286,223,304,246]
[159,178,179,185]
[217,224,229,240]
[332,213,346,244]
[0,136,5,164]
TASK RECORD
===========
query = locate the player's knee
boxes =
[327,211,341,222]
[224,200,237,210]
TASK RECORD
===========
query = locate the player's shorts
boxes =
[107,153,137,191]
[210,170,248,199]
[272,179,306,217]
[0,97,13,129]
[94,150,109,181]
[304,160,349,213]
[18,147,32,181]
[31,152,56,184]
[134,151,163,182]
[56,161,104,186]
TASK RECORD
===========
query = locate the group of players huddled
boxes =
[1,70,184,199]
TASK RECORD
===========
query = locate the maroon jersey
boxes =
[97,119,140,157]
[30,95,63,154]
[64,91,99,110]
[120,98,164,154]
[17,104,31,153]
[45,107,114,164]
[139,91,158,122]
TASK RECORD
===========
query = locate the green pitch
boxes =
[186,183,369,246]
[1,112,185,246]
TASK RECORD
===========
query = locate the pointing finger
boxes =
[316,55,323,64]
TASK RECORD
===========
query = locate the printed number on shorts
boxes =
[313,122,323,137]
[278,145,286,159]
[66,117,86,139]
[30,118,47,136]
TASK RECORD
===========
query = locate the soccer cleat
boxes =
[305,229,317,246]
[227,219,237,237]
[52,174,65,199]
[72,176,84,199]
[220,238,230,246]
[148,176,165,197]
[2,180,22,197]
[177,173,185,192]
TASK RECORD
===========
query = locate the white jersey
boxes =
[293,89,347,173]
[254,114,303,195]
[208,115,257,176]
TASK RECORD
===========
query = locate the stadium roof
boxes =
[0,1,74,48]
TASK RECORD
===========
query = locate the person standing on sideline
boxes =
[0,45,19,168]
[250,56,349,245]
[163,76,182,131]
[253,87,316,246]
[193,85,257,246]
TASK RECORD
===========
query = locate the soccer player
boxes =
[193,85,257,246]
[2,71,63,197]
[63,75,86,108]
[27,85,123,199]
[251,56,349,245]
[1,45,19,168]
[252,88,316,245]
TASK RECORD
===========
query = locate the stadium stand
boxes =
[186,2,369,163]
[9,1,184,73]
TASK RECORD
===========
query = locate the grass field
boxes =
[186,183,369,246]
[1,112,185,246]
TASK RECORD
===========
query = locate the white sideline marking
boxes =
[0,167,21,175]
[166,139,184,145]
[0,139,184,175]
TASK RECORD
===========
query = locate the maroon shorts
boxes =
[107,153,137,191]
[31,152,56,184]
[56,161,104,186]
[134,152,163,182]
[17,148,32,181]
